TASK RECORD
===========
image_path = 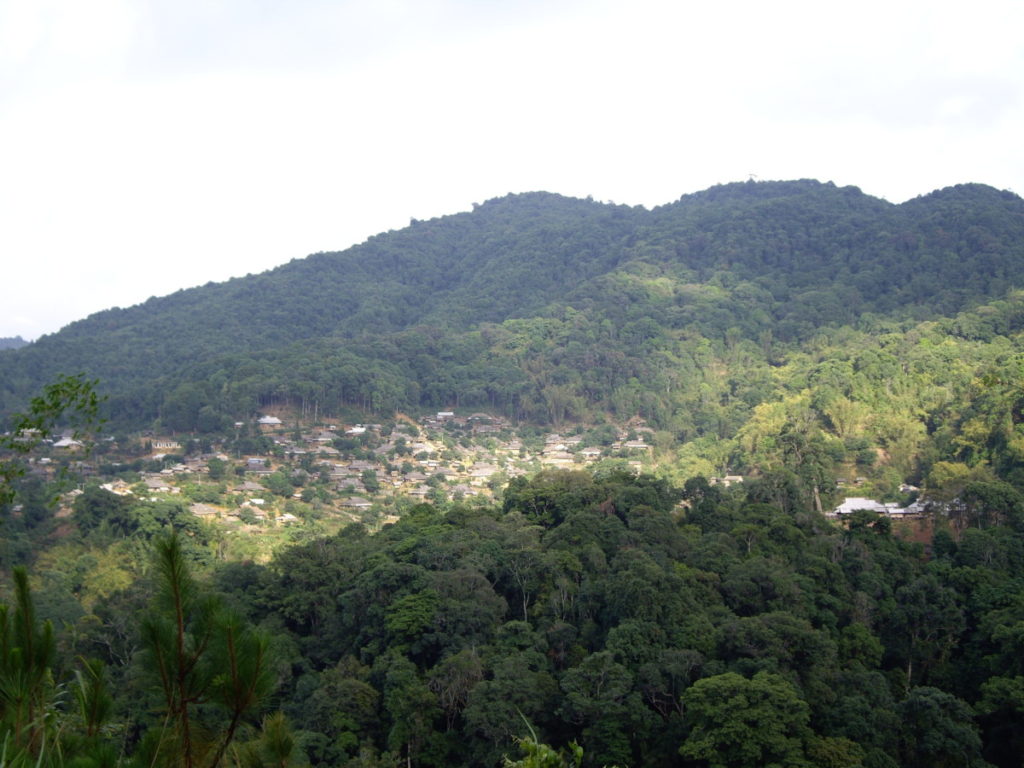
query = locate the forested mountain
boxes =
[6,180,1024,767]
[0,336,27,351]
[3,180,1024,496]
[5,468,1024,768]
[3,179,1024,434]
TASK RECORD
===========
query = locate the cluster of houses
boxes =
[51,410,658,529]
[14,412,967,538]
[17,414,955,531]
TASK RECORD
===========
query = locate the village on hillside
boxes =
[13,410,669,557]
[9,404,958,562]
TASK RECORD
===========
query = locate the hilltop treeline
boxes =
[4,181,1024,501]
[3,180,1024,430]
[4,469,1024,767]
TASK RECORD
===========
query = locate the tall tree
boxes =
[1,373,102,506]
[138,534,274,768]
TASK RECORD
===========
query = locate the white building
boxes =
[831,497,889,516]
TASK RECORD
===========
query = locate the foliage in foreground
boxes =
[0,534,291,768]
[5,462,1024,766]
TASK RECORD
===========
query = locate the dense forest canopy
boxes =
[3,179,1024,434]
[0,336,28,351]
[4,179,1024,504]
[3,468,1024,767]
[4,179,1024,767]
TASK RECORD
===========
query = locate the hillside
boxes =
[6,180,1024,768]
[4,179,1024,499]
[4,180,1024,427]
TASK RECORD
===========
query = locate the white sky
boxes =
[2,0,1022,340]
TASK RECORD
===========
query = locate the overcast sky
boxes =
[2,0,1022,340]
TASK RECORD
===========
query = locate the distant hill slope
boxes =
[0,336,28,351]
[3,179,1024,431]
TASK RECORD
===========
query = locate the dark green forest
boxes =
[4,180,1024,436]
[4,469,1024,767]
[5,180,1024,503]
[4,179,1024,766]
[0,337,28,351]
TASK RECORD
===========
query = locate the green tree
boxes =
[975,675,1024,768]
[0,567,118,765]
[137,534,275,768]
[558,651,639,766]
[680,671,812,768]
[264,471,294,498]
[504,721,583,768]
[234,712,306,768]
[73,485,135,535]
[362,469,381,494]
[379,653,442,768]
[887,575,964,689]
[1,374,103,506]
[0,567,56,754]
[462,628,560,765]
[898,686,988,768]
[72,657,114,740]
[207,457,227,481]
[961,480,1024,530]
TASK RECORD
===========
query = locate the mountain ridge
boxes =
[21,180,1023,344]
[3,179,1024,432]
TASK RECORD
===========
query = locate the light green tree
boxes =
[137,533,274,768]
[0,374,103,506]
[504,719,583,768]
[0,567,115,765]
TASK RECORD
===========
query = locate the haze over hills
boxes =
[0,337,28,351]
